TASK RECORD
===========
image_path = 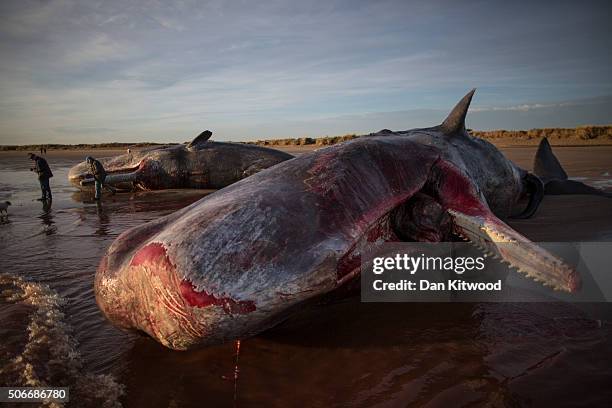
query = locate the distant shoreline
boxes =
[0,142,174,152]
[1,125,611,151]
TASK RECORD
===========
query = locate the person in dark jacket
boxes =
[29,153,53,201]
[86,156,116,200]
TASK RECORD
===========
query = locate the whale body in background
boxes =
[68,130,294,191]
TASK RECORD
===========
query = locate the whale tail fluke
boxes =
[534,137,611,197]
[534,137,568,181]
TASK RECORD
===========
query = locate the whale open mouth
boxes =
[339,158,581,293]
[448,210,579,292]
[432,160,579,292]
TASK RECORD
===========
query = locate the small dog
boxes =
[0,201,11,214]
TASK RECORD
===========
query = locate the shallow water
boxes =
[0,148,611,407]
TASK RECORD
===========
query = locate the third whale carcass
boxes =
[68,130,294,191]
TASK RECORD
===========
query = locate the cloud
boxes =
[226,95,612,140]
[52,126,117,135]
[56,33,133,68]
[469,96,612,113]
[0,0,611,144]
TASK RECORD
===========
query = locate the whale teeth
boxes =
[447,208,580,293]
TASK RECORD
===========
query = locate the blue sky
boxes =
[0,0,611,144]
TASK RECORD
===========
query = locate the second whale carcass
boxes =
[68,130,294,191]
[95,90,607,350]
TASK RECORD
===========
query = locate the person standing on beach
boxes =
[29,153,53,201]
[86,156,116,200]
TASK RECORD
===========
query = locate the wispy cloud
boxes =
[60,33,133,67]
[52,126,117,135]
[470,96,612,113]
[0,0,611,144]
[472,101,581,113]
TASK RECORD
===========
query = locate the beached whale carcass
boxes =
[68,131,294,191]
[96,90,604,350]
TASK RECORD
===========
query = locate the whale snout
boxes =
[68,162,91,188]
[95,217,204,349]
[68,156,143,190]
[95,217,261,349]
[96,238,205,349]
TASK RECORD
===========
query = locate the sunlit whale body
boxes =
[68,131,293,191]
[95,91,604,350]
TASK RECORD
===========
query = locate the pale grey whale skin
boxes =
[96,90,602,350]
[68,131,294,191]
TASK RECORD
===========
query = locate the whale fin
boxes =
[440,89,475,135]
[534,137,611,197]
[534,137,567,181]
[188,130,213,149]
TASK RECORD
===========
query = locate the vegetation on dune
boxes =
[246,134,359,146]
[250,126,612,147]
[470,125,612,142]
[1,126,610,151]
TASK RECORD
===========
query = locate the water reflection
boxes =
[119,298,611,407]
[38,199,56,235]
[70,189,211,212]
[95,201,110,236]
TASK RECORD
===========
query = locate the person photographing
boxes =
[85,156,116,200]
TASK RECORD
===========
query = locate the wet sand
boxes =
[485,146,612,241]
[0,145,611,407]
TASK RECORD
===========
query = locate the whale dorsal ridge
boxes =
[440,89,475,135]
[188,130,213,148]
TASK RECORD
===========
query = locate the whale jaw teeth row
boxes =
[448,209,580,293]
